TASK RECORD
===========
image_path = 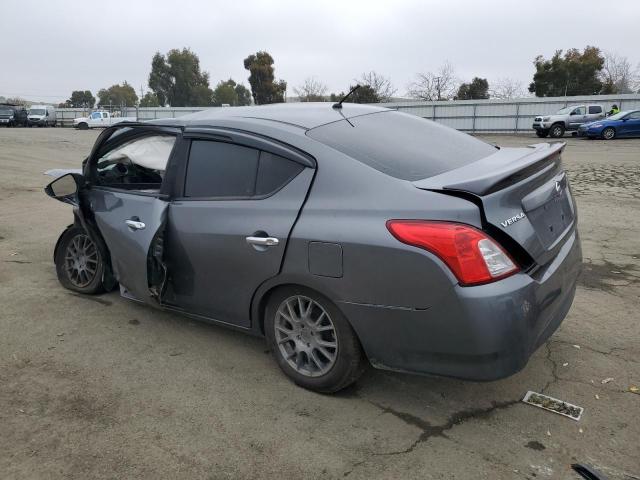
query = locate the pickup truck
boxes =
[532,104,605,138]
[73,111,137,130]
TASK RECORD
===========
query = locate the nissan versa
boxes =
[45,103,582,393]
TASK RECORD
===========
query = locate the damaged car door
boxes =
[162,129,315,327]
[85,126,180,304]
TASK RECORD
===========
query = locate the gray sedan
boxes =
[45,103,582,392]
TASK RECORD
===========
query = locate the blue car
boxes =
[578,110,640,139]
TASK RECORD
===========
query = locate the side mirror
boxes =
[45,173,83,202]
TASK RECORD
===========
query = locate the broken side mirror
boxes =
[45,173,84,205]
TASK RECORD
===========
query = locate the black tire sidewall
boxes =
[265,286,365,393]
[550,124,565,138]
[55,226,105,294]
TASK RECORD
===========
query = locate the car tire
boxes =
[264,286,366,393]
[536,130,549,138]
[549,124,565,138]
[78,122,89,130]
[602,127,616,140]
[55,226,105,294]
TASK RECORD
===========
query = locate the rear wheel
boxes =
[55,227,105,294]
[535,130,549,138]
[265,286,366,393]
[549,123,565,138]
[602,127,616,140]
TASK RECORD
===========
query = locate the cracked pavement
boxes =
[1,129,639,479]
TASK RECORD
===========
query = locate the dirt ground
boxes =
[1,128,638,480]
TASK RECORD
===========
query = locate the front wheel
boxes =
[602,127,616,140]
[55,227,105,294]
[265,287,366,393]
[549,124,565,138]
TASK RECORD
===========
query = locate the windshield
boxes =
[607,111,630,121]
[30,109,46,115]
[0,108,14,115]
[555,106,574,114]
[308,111,496,181]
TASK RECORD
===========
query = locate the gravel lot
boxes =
[1,128,638,480]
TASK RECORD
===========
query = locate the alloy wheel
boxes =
[274,295,338,377]
[64,233,99,288]
[602,128,615,140]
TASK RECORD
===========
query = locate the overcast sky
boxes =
[1,0,639,103]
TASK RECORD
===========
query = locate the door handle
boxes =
[246,236,279,247]
[125,220,146,230]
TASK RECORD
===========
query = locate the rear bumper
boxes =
[341,230,582,381]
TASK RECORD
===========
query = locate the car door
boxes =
[586,105,603,122]
[621,111,640,137]
[84,125,181,304]
[568,106,587,128]
[163,130,315,327]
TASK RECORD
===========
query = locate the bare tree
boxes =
[358,71,397,102]
[490,77,526,99]
[407,62,458,101]
[600,52,638,94]
[293,77,328,102]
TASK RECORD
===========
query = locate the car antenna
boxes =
[332,85,360,109]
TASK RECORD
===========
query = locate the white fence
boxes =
[55,93,640,132]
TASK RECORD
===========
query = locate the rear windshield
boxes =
[307,111,496,181]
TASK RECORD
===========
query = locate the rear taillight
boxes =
[386,220,519,286]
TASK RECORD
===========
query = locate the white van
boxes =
[28,105,57,127]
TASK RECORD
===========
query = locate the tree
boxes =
[599,51,638,94]
[243,51,287,104]
[211,79,252,106]
[139,92,160,107]
[97,82,138,107]
[5,97,28,106]
[490,77,525,99]
[148,48,214,107]
[330,85,379,104]
[408,62,458,101]
[528,46,604,97]
[357,71,396,102]
[456,77,489,100]
[293,77,328,102]
[66,90,95,108]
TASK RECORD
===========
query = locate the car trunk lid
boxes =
[413,142,576,267]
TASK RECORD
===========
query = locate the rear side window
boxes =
[184,140,304,198]
[307,111,496,181]
[256,151,304,195]
[185,141,259,197]
[589,106,602,114]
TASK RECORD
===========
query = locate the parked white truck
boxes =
[73,111,137,130]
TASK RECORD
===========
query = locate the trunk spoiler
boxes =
[412,142,565,196]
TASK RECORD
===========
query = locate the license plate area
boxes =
[525,186,574,248]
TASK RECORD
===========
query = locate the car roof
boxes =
[156,102,390,131]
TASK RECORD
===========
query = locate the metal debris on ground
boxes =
[522,391,584,421]
[601,377,614,384]
[629,385,639,395]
